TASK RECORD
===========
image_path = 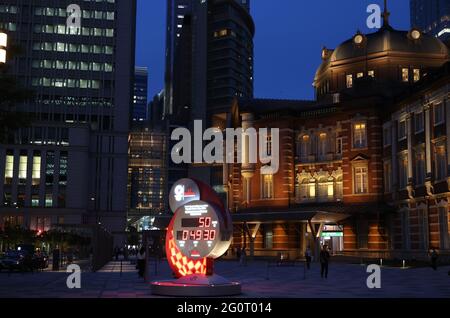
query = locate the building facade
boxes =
[127,121,167,232]
[227,11,450,261]
[0,0,136,246]
[132,67,149,122]
[411,0,450,42]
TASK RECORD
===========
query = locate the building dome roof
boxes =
[314,25,449,83]
[330,26,449,62]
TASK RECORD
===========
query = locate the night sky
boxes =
[135,0,411,101]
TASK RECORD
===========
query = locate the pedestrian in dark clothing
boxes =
[305,246,312,270]
[320,245,330,278]
[137,247,146,278]
[430,248,439,271]
[114,247,119,261]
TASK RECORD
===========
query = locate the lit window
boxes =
[368,70,375,78]
[346,74,353,88]
[402,68,409,82]
[18,155,27,182]
[4,154,14,184]
[32,155,41,186]
[413,69,420,82]
[308,181,316,198]
[354,166,368,194]
[45,194,53,207]
[353,123,367,148]
[262,174,274,199]
[327,182,334,197]
[357,72,364,78]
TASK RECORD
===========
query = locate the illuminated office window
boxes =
[18,155,27,182]
[4,153,14,184]
[357,72,364,78]
[368,70,375,78]
[32,153,41,186]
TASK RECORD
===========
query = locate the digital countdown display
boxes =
[172,200,231,259]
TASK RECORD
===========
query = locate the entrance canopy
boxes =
[231,210,349,224]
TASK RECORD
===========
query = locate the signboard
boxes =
[169,178,201,212]
[321,232,344,238]
[172,200,231,259]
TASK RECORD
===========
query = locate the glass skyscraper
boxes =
[132,67,149,121]
[411,0,450,41]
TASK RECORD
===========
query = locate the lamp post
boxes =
[0,31,7,64]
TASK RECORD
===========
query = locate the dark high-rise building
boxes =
[411,0,450,42]
[164,0,254,124]
[132,67,149,122]
[164,0,254,198]
[0,0,136,245]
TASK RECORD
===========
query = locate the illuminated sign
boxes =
[169,178,200,212]
[321,232,343,238]
[172,200,231,259]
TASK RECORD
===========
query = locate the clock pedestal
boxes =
[151,274,241,297]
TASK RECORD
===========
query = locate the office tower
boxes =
[164,0,254,124]
[0,0,136,245]
[132,67,149,122]
[128,121,167,232]
[411,0,450,41]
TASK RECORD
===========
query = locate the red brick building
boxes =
[226,12,450,261]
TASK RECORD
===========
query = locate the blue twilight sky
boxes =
[135,0,411,101]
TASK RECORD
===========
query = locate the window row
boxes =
[32,78,101,89]
[33,42,114,54]
[32,60,113,72]
[34,24,114,37]
[35,7,115,20]
[346,71,375,88]
[4,150,68,188]
[383,103,445,146]
[0,5,17,13]
[384,146,447,192]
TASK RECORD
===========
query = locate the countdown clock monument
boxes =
[151,179,242,296]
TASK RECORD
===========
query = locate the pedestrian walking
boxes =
[305,246,312,270]
[240,247,247,266]
[137,247,146,278]
[320,245,330,279]
[430,248,439,271]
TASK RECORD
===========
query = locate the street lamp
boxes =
[0,31,7,64]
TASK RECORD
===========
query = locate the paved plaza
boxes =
[0,259,449,298]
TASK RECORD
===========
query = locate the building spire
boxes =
[382,0,391,27]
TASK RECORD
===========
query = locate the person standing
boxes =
[320,245,330,279]
[430,248,439,271]
[137,247,146,278]
[305,246,312,270]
